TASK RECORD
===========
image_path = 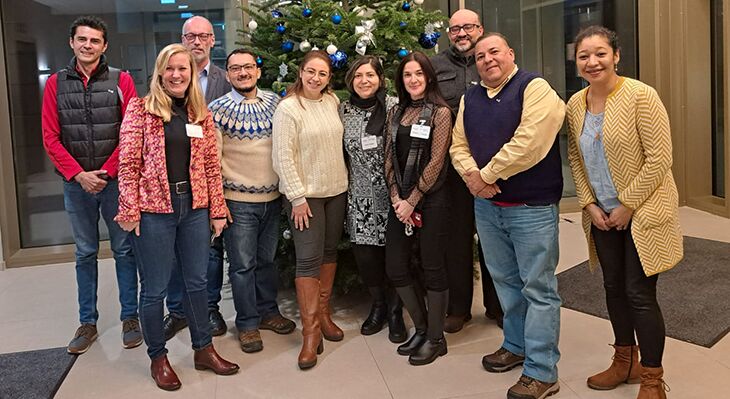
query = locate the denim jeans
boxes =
[474,198,561,383]
[166,232,224,317]
[223,198,282,331]
[132,192,212,359]
[63,179,137,324]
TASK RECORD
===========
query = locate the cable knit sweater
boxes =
[272,93,348,205]
[210,89,280,203]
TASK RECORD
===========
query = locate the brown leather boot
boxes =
[637,366,669,399]
[587,344,641,390]
[318,263,344,342]
[296,277,324,370]
[193,345,239,375]
[150,354,181,391]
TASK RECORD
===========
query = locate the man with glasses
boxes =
[430,9,503,334]
[208,49,296,353]
[163,15,232,341]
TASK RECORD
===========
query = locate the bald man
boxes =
[163,15,232,340]
[431,9,503,334]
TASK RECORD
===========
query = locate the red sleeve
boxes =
[42,73,83,181]
[102,71,138,178]
[202,111,226,218]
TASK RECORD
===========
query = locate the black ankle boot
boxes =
[408,290,449,365]
[395,285,428,355]
[397,330,427,355]
[361,287,387,335]
[409,337,447,365]
[386,287,407,343]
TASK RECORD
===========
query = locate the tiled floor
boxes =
[1,207,729,398]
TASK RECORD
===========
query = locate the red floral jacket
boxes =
[115,97,225,223]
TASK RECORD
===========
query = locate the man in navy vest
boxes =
[41,16,140,354]
[163,15,233,340]
[450,33,565,399]
[431,8,503,334]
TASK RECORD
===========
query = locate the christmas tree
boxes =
[241,0,447,95]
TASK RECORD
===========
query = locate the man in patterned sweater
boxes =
[208,49,296,353]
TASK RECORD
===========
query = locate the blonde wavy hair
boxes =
[145,43,207,124]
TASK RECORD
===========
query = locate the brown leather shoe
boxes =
[150,355,181,391]
[637,366,669,399]
[193,345,239,375]
[587,344,641,390]
[318,263,344,342]
[259,314,296,335]
[507,375,559,399]
[443,313,472,333]
[482,347,525,373]
[296,277,324,369]
[238,329,263,353]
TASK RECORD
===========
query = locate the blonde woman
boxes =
[116,44,238,391]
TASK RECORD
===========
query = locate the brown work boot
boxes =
[587,344,641,390]
[238,329,264,353]
[150,354,181,391]
[296,277,324,369]
[637,366,669,399]
[67,324,98,354]
[193,345,239,375]
[318,263,344,342]
[482,347,525,373]
[507,375,560,399]
[259,314,296,334]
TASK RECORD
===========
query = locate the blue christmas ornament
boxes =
[271,9,283,19]
[279,88,287,97]
[329,50,348,69]
[402,2,411,11]
[302,7,313,18]
[256,56,263,67]
[331,13,342,24]
[418,32,441,49]
[281,41,294,53]
[399,21,408,29]
[397,48,409,58]
[275,23,286,34]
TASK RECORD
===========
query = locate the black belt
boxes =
[170,181,190,194]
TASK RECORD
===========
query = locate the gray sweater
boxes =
[430,46,481,114]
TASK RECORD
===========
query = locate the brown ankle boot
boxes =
[318,263,344,342]
[637,366,669,399]
[193,345,239,375]
[587,344,641,390]
[296,277,324,369]
[150,354,181,391]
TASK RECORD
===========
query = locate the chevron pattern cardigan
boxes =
[566,77,683,276]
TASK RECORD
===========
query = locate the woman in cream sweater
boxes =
[272,50,348,370]
[566,26,682,399]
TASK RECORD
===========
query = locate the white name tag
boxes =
[410,124,431,139]
[186,123,204,138]
[361,135,378,150]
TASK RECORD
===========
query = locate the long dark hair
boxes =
[394,51,449,109]
[286,50,333,107]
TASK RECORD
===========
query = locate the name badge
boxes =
[361,135,378,151]
[410,124,431,139]
[186,124,204,138]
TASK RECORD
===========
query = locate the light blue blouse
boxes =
[579,111,621,213]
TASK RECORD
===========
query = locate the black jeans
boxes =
[592,224,665,367]
[353,244,386,288]
[444,165,475,316]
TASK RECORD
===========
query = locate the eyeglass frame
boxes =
[447,24,481,35]
[182,32,213,42]
[227,64,258,73]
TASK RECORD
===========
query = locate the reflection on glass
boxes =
[2,0,238,248]
[711,0,725,198]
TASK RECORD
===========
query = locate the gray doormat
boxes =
[0,347,77,399]
[557,236,730,348]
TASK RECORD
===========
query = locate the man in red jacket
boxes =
[41,16,140,355]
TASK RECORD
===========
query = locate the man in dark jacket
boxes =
[431,9,503,333]
[41,16,140,354]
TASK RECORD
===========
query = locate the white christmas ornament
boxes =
[414,0,424,4]
[248,20,258,31]
[299,40,312,52]
[326,44,338,55]
[279,63,288,78]
[312,46,320,51]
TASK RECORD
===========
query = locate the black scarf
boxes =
[349,87,387,136]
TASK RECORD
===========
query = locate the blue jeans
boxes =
[224,198,282,331]
[63,179,137,324]
[474,198,561,383]
[166,232,224,317]
[132,192,212,359]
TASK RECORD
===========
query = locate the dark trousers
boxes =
[353,244,386,287]
[592,224,665,367]
[444,166,475,316]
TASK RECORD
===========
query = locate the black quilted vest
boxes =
[56,56,122,175]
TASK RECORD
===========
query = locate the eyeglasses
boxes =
[183,32,213,42]
[302,68,330,78]
[448,24,481,34]
[227,64,257,73]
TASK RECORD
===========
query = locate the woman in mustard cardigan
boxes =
[566,26,682,399]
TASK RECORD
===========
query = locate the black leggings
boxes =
[592,224,665,367]
[385,203,449,292]
[352,244,386,288]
